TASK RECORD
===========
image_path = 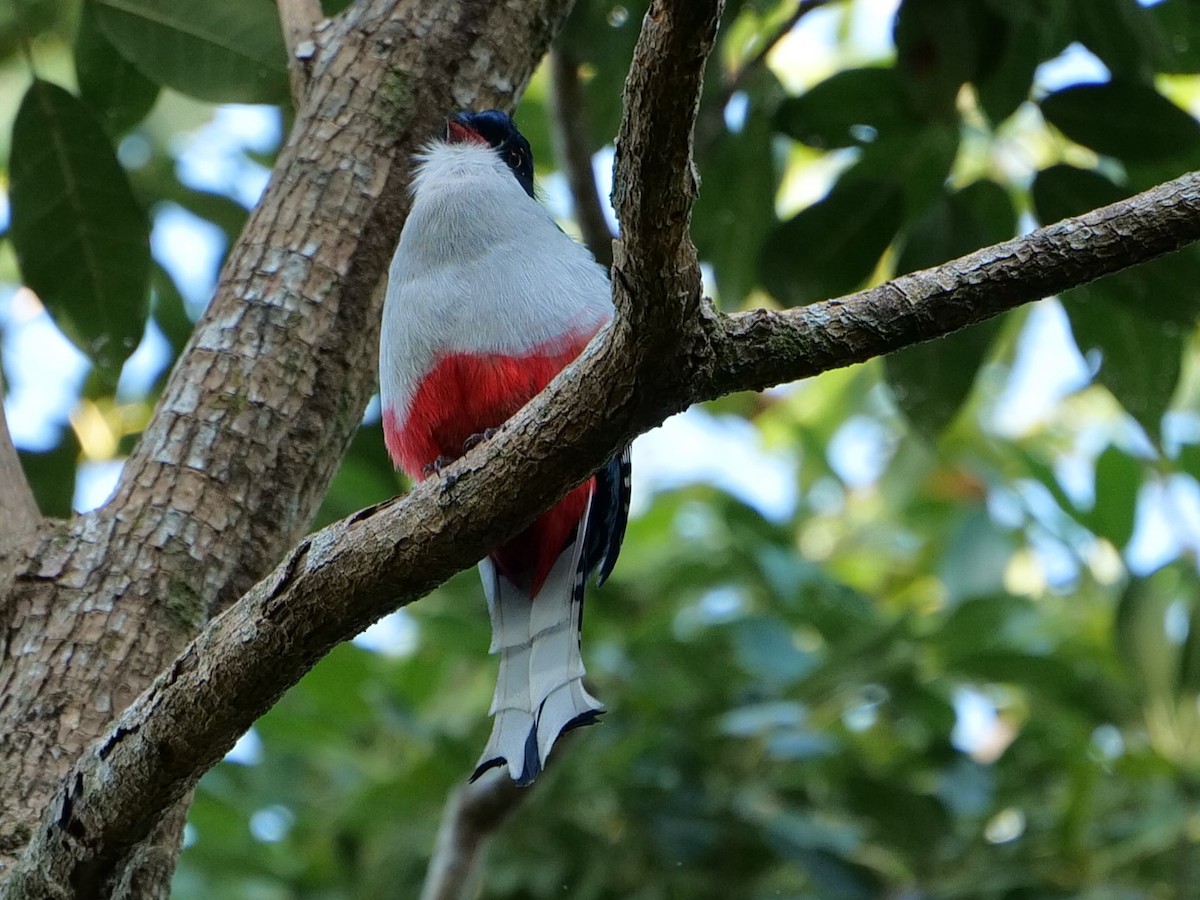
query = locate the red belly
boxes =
[383,339,594,595]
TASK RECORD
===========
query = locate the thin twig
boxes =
[419,771,526,900]
[696,0,834,153]
[549,48,615,268]
[277,0,323,101]
[725,0,832,101]
[0,366,40,589]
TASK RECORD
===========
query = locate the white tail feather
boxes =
[473,506,603,784]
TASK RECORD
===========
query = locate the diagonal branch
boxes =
[7,167,1200,898]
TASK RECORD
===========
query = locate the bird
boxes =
[379,109,630,785]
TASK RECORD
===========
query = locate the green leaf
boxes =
[693,89,779,306]
[894,0,1006,119]
[1148,0,1200,73]
[93,0,289,104]
[8,80,151,381]
[729,616,817,689]
[845,122,960,217]
[0,0,64,60]
[886,181,1015,435]
[773,66,919,150]
[1077,445,1141,547]
[897,180,1016,273]
[974,18,1044,125]
[1030,163,1127,224]
[1065,296,1182,437]
[937,509,1016,603]
[1116,566,1189,699]
[1072,0,1164,81]
[151,263,194,358]
[1040,81,1200,165]
[760,178,904,307]
[74,2,159,135]
[17,430,81,518]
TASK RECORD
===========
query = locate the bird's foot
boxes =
[462,428,498,453]
[422,455,455,478]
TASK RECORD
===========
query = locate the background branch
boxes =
[548,48,614,267]
[0,369,38,588]
[419,770,526,900]
[696,0,832,152]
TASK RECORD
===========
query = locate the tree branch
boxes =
[277,0,324,100]
[419,770,526,900]
[7,167,1200,897]
[0,369,39,589]
[611,0,723,335]
[548,48,614,267]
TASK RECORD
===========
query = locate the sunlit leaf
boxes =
[760,179,904,307]
[8,80,150,382]
[1040,81,1200,164]
[93,0,289,104]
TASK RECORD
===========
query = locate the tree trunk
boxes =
[0,0,573,894]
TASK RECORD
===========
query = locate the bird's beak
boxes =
[446,118,487,145]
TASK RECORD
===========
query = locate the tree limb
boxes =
[548,48,614,267]
[6,165,1200,898]
[0,369,39,590]
[419,770,526,900]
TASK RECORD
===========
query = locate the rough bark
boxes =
[2,0,1200,896]
[0,0,572,894]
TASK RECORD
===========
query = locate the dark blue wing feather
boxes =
[583,444,632,585]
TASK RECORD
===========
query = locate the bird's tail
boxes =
[472,509,603,786]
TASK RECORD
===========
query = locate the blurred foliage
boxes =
[7,0,1200,897]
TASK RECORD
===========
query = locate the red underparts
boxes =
[384,338,594,597]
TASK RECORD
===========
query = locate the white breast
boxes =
[379,142,613,419]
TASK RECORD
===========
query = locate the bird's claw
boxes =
[462,428,498,453]
[422,455,455,478]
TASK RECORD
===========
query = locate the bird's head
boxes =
[445,110,535,198]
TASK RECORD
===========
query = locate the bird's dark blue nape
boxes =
[447,110,536,199]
